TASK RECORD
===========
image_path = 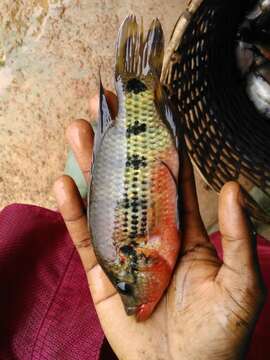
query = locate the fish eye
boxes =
[116,281,133,295]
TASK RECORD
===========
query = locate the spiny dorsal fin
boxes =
[93,77,113,155]
[115,15,164,80]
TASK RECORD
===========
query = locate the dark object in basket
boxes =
[236,1,270,119]
[163,0,270,223]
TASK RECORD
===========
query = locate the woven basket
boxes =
[162,0,270,223]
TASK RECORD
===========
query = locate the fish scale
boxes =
[121,89,174,242]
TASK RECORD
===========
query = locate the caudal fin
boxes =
[115,15,164,80]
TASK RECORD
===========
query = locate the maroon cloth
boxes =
[0,204,269,359]
[0,204,105,360]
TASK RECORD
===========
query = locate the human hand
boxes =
[53,92,266,360]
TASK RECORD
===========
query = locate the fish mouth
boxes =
[125,305,138,316]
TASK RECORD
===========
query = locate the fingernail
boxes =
[237,186,246,209]
[236,186,257,240]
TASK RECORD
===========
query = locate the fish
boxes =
[237,0,270,67]
[87,15,180,321]
[237,1,270,117]
[235,41,255,75]
[247,64,270,118]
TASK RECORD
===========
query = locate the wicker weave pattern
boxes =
[164,0,270,222]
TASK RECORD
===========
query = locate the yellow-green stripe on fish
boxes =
[88,15,181,321]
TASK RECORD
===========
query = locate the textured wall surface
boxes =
[0,0,219,228]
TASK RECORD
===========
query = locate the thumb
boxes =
[219,182,259,278]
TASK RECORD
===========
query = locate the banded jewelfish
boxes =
[88,15,180,321]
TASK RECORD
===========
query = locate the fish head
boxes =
[117,276,160,321]
[115,246,174,321]
[116,280,140,315]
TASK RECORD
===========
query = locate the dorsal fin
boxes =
[115,15,164,80]
[93,78,113,155]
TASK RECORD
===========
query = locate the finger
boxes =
[181,150,209,251]
[53,175,97,273]
[218,181,261,277]
[66,91,118,184]
[66,119,94,184]
[89,90,118,121]
[53,175,117,305]
[105,89,118,118]
[88,262,117,306]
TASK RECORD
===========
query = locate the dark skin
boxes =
[53,91,266,360]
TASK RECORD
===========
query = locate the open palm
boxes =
[54,92,265,360]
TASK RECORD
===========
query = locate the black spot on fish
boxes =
[131,263,138,272]
[122,198,130,209]
[117,282,133,295]
[126,155,147,170]
[126,78,147,94]
[127,123,147,138]
[120,245,136,256]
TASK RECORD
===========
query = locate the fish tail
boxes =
[115,15,164,82]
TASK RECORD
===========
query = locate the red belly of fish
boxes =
[135,151,180,321]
